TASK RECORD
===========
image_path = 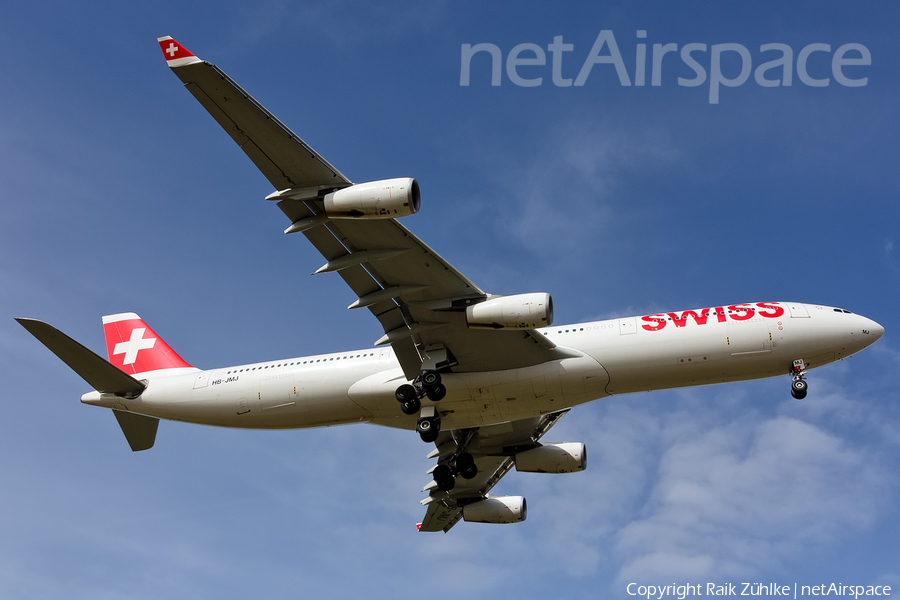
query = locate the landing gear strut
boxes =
[395,371,447,440]
[790,359,808,399]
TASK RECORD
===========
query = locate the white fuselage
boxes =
[81,302,884,431]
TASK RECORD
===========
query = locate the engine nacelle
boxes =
[462,496,527,524]
[515,442,587,473]
[465,292,553,329]
[324,178,420,219]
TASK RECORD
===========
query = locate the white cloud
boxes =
[613,413,888,583]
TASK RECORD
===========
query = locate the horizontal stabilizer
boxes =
[113,410,159,452]
[16,318,146,397]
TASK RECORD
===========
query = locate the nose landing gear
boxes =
[790,359,808,399]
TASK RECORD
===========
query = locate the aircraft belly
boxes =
[288,377,373,428]
[438,355,608,428]
[353,356,610,431]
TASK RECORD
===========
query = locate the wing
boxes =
[418,410,569,533]
[160,37,571,378]
[158,36,349,191]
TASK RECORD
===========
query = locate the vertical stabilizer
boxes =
[102,313,193,376]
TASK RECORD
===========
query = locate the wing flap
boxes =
[419,500,462,532]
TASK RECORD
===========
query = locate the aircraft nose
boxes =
[865,317,884,342]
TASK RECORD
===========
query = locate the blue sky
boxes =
[1,1,898,598]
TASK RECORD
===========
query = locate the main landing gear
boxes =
[790,359,808,400]
[416,416,440,443]
[431,452,478,492]
[394,370,447,442]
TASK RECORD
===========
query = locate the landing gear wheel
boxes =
[456,452,478,479]
[791,378,808,400]
[425,383,446,402]
[395,384,417,403]
[432,464,455,491]
[422,371,442,388]
[420,428,439,443]
[435,478,454,491]
[400,398,421,415]
[417,417,440,443]
[416,418,435,435]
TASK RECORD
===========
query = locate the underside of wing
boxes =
[418,410,570,533]
[278,199,571,378]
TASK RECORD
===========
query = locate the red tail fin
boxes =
[102,313,193,375]
[157,36,202,68]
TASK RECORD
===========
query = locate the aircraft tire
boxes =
[422,371,441,388]
[791,379,808,399]
[395,384,417,403]
[417,417,440,443]
[420,428,440,443]
[435,476,455,491]
[425,383,446,402]
[433,464,455,491]
[416,418,434,435]
[456,452,477,479]
[400,398,421,415]
[456,452,474,469]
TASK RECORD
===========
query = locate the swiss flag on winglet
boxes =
[102,313,193,375]
[157,36,200,67]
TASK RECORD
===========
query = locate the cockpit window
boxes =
[833,308,853,314]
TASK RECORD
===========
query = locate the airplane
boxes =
[17,37,884,533]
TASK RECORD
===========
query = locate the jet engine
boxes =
[465,293,553,329]
[462,496,527,524]
[515,442,587,473]
[324,177,420,219]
